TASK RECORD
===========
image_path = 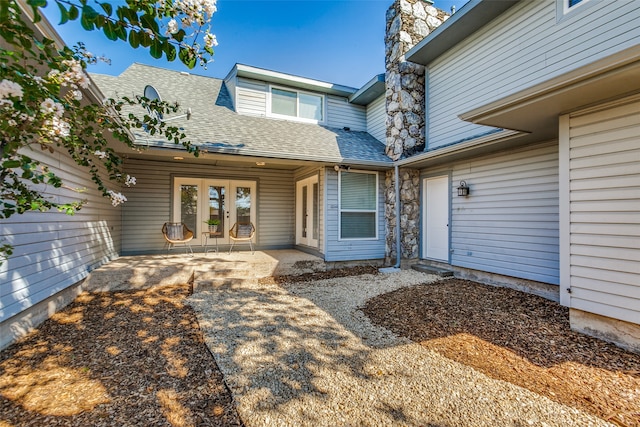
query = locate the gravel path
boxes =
[188,270,613,427]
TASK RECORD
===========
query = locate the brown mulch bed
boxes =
[0,284,243,427]
[257,265,379,285]
[362,278,640,427]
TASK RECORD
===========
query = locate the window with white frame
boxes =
[566,0,588,12]
[270,87,324,122]
[339,171,378,239]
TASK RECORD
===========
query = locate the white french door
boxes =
[296,175,319,247]
[422,175,449,261]
[173,178,256,245]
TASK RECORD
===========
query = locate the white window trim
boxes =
[266,84,326,125]
[564,0,589,14]
[338,169,378,241]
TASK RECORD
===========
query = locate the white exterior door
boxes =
[173,178,256,245]
[296,175,319,247]
[423,175,449,261]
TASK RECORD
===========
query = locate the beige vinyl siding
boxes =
[366,95,386,143]
[446,142,560,284]
[326,95,366,132]
[427,0,640,148]
[1,149,121,322]
[236,77,268,116]
[324,168,386,261]
[120,158,295,253]
[294,166,325,254]
[566,96,640,324]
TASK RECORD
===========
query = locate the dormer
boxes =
[223,64,370,132]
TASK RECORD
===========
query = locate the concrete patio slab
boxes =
[83,250,326,292]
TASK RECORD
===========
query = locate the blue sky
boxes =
[43,0,465,88]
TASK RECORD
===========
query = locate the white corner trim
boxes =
[558,113,571,308]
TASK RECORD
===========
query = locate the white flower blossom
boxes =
[124,175,136,187]
[46,116,70,139]
[204,33,218,48]
[40,98,56,113]
[107,190,127,207]
[8,119,17,127]
[72,90,83,101]
[94,150,108,159]
[167,19,179,34]
[0,79,24,100]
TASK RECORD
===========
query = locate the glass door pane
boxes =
[302,185,308,238]
[207,185,226,238]
[235,186,252,224]
[180,184,198,234]
[312,182,319,240]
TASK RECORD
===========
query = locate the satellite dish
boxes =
[144,85,162,102]
[143,85,163,121]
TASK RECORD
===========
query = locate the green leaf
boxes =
[172,29,185,43]
[81,12,94,30]
[56,2,69,24]
[140,13,159,33]
[103,21,117,40]
[128,30,139,48]
[100,2,112,16]
[116,24,127,41]
[2,160,21,169]
[150,38,162,59]
[140,30,151,47]
[69,4,79,19]
[80,5,98,30]
[27,0,47,6]
[179,47,196,69]
[164,43,176,61]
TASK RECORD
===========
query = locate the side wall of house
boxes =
[427,0,640,148]
[120,158,295,253]
[235,77,367,131]
[324,168,387,262]
[1,148,121,349]
[563,95,640,328]
[366,95,386,143]
[421,141,560,284]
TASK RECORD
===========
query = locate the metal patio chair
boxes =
[161,222,194,256]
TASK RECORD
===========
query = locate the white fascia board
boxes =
[396,129,526,167]
[349,74,385,105]
[234,63,357,97]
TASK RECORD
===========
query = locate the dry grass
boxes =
[363,278,640,427]
[0,284,242,427]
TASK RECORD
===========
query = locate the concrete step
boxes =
[411,263,454,277]
[193,277,258,292]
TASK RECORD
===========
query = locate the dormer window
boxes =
[269,86,324,123]
[565,0,589,13]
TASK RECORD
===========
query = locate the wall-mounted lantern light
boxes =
[457,180,470,197]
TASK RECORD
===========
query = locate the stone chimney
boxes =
[384,0,448,264]
[385,0,447,160]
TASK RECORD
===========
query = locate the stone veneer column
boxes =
[384,0,447,263]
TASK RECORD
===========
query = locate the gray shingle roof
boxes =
[91,63,391,166]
